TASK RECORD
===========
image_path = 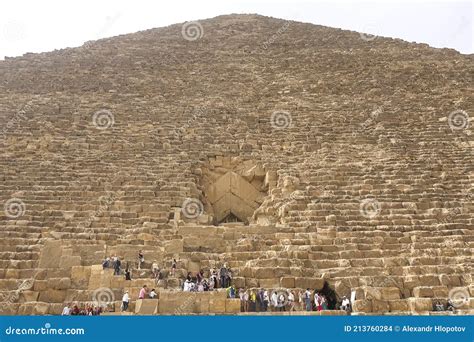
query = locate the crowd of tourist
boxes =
[95,255,461,315]
[232,287,335,312]
[102,252,177,284]
[61,303,103,316]
[182,264,232,291]
[434,299,457,312]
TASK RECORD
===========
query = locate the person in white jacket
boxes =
[263,290,269,312]
[271,291,278,311]
[122,291,129,312]
[61,304,71,315]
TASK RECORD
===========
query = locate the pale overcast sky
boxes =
[0,0,472,60]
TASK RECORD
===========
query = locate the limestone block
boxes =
[363,287,381,300]
[254,267,275,278]
[318,310,347,316]
[1,303,19,315]
[134,299,158,315]
[164,239,184,254]
[5,269,20,279]
[352,299,372,313]
[413,287,434,298]
[280,277,295,288]
[33,280,48,292]
[59,256,81,268]
[38,289,67,303]
[418,275,440,286]
[196,295,210,313]
[407,298,433,312]
[334,280,351,297]
[245,278,259,288]
[17,303,34,315]
[233,277,245,288]
[65,290,90,302]
[209,298,226,313]
[187,260,201,273]
[431,286,448,298]
[259,278,280,288]
[158,299,177,314]
[225,299,241,313]
[50,278,71,290]
[19,291,39,302]
[439,274,461,287]
[380,287,400,300]
[389,299,409,312]
[372,299,389,313]
[38,240,62,268]
[110,277,126,289]
[71,266,91,288]
[49,303,64,315]
[295,277,324,290]
[33,303,50,315]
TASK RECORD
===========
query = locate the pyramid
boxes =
[0,14,472,315]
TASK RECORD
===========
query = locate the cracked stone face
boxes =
[0,13,472,315]
[199,157,269,225]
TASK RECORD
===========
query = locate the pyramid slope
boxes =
[0,14,472,315]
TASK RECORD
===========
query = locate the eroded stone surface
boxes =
[0,14,472,315]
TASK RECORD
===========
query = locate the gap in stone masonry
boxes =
[197,156,272,226]
[321,281,338,310]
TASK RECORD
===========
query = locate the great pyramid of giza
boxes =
[0,14,472,315]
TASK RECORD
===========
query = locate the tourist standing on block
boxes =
[114,257,121,275]
[122,291,129,311]
[138,250,144,270]
[263,290,269,312]
[219,263,228,288]
[304,288,312,311]
[171,258,177,276]
[139,285,147,299]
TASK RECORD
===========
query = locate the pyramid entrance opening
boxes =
[199,157,272,226]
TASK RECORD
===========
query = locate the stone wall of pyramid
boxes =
[0,14,472,315]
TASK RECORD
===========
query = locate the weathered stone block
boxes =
[389,299,409,312]
[407,298,433,312]
[372,299,389,312]
[225,299,241,313]
[413,287,434,298]
[38,289,67,303]
[134,299,158,315]
[381,287,400,300]
[280,277,295,288]
[295,277,324,290]
[352,299,372,313]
